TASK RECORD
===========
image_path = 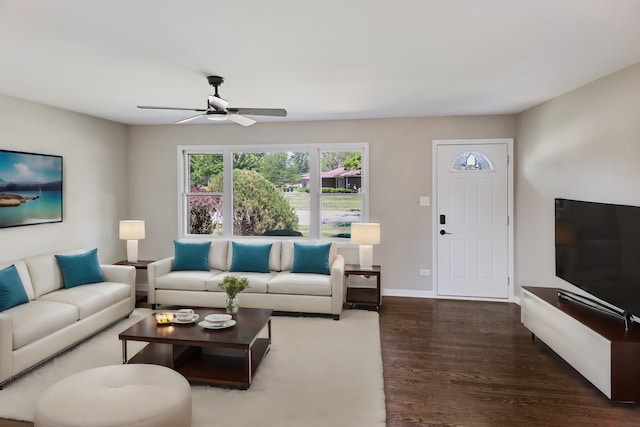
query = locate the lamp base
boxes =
[358,244,373,270]
[126,240,139,263]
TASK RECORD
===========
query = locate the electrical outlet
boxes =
[420,269,431,276]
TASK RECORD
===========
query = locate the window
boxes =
[179,144,368,240]
[232,151,309,236]
[320,150,363,238]
[185,153,223,235]
[451,151,493,171]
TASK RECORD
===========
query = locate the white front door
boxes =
[434,140,511,299]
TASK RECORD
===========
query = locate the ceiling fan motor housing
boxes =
[207,75,224,87]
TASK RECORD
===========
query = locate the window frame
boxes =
[178,143,369,240]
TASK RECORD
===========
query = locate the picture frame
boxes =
[0,149,63,228]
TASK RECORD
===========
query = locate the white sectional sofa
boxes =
[0,249,136,387]
[147,239,346,319]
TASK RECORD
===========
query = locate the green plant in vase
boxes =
[219,276,249,314]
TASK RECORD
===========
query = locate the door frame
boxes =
[431,138,515,302]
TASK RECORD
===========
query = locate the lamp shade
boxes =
[119,220,145,240]
[351,223,380,245]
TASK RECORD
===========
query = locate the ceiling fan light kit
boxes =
[206,111,228,121]
[137,75,287,126]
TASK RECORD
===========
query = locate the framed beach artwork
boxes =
[0,149,63,228]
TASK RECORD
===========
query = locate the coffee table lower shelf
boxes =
[126,338,270,389]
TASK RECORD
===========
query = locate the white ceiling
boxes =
[1,0,639,126]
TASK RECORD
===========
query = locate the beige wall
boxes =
[9,59,636,299]
[0,94,129,264]
[515,62,640,297]
[128,115,515,295]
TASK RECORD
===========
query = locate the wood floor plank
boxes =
[2,296,640,426]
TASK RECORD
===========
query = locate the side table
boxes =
[344,264,381,309]
[114,260,154,301]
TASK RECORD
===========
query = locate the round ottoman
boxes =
[34,364,191,427]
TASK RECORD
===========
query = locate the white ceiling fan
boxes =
[137,75,287,126]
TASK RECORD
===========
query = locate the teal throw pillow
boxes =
[229,242,272,273]
[0,264,29,311]
[55,248,105,288]
[172,241,211,271]
[291,242,331,275]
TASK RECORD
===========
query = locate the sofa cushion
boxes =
[0,260,35,300]
[24,253,65,298]
[268,271,333,296]
[229,242,273,273]
[173,241,211,271]
[281,240,336,272]
[55,248,105,288]
[208,240,229,271]
[7,300,79,350]
[155,270,220,291]
[226,240,282,272]
[38,282,131,319]
[206,271,272,293]
[291,242,332,275]
[0,265,29,311]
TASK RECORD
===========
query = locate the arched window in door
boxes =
[451,151,493,171]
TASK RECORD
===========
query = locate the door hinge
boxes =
[507,216,510,226]
[507,155,510,165]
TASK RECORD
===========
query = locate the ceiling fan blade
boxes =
[228,108,287,117]
[138,105,207,112]
[227,114,257,127]
[174,113,207,124]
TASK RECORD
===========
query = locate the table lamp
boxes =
[119,220,145,263]
[351,223,380,269]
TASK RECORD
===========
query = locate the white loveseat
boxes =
[147,239,345,319]
[0,249,135,387]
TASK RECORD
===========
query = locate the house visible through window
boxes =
[179,144,368,239]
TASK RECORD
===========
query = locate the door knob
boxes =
[440,230,452,235]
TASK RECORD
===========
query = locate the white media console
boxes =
[521,286,640,402]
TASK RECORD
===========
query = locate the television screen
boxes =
[555,198,640,318]
[0,149,63,228]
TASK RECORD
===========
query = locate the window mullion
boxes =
[223,148,233,237]
[361,145,369,220]
[309,148,320,239]
[179,149,189,236]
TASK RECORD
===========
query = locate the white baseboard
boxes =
[382,289,435,299]
[381,288,522,305]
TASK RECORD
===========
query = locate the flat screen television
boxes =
[555,198,640,325]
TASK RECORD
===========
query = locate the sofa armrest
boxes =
[147,258,174,305]
[330,254,345,316]
[0,312,13,384]
[101,264,136,312]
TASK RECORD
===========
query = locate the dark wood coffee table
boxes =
[118,307,272,389]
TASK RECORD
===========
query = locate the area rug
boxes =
[0,308,386,427]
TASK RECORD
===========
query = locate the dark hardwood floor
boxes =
[3,296,640,426]
[380,297,640,426]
